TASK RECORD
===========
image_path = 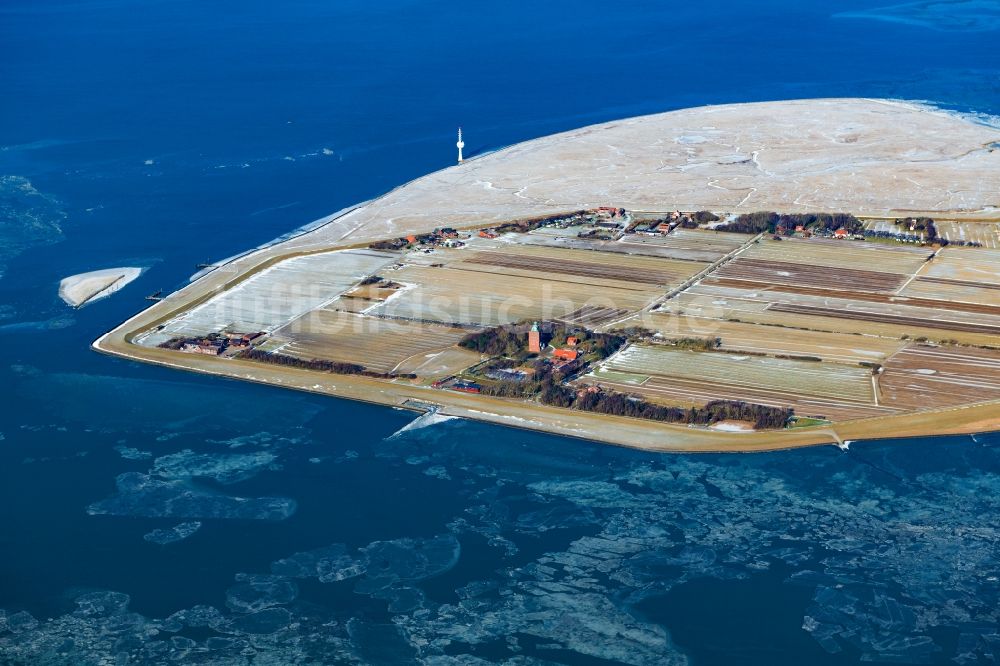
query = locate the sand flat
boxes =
[60,267,142,307]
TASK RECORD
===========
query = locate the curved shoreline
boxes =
[93,98,1000,452]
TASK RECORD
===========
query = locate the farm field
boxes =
[900,276,1000,307]
[737,236,930,274]
[662,298,1000,346]
[586,344,890,421]
[394,346,484,380]
[701,276,1000,316]
[661,232,1000,345]
[602,345,874,402]
[935,221,1000,249]
[269,309,471,375]
[559,305,633,328]
[128,214,1000,440]
[713,257,907,292]
[454,244,705,289]
[633,314,908,364]
[919,247,1000,284]
[369,264,656,326]
[613,228,749,262]
[368,242,705,327]
[137,249,398,347]
[879,345,1000,410]
[679,282,1000,325]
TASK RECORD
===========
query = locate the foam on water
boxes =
[386,410,459,440]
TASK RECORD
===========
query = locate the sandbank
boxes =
[60,267,143,307]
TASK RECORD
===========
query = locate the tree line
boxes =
[538,385,792,429]
[721,212,863,235]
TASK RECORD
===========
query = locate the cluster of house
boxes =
[478,207,629,241]
[771,222,862,240]
[431,323,584,395]
[179,331,264,356]
[631,220,678,236]
[595,206,626,220]
[402,227,466,249]
[575,384,604,399]
[529,323,580,368]
[629,211,693,236]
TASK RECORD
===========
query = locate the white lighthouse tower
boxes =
[456,127,465,164]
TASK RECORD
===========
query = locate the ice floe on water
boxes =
[7,424,1000,663]
[113,444,152,460]
[88,472,296,520]
[143,521,201,545]
[336,449,360,462]
[424,465,450,480]
[271,542,366,582]
[272,534,461,591]
[226,574,298,613]
[206,430,304,450]
[152,448,278,484]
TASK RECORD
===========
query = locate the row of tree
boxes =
[547,388,792,429]
[721,212,863,235]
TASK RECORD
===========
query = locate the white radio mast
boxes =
[456,127,465,163]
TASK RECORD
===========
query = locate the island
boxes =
[93,99,1000,452]
[60,267,143,308]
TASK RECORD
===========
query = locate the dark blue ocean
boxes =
[2,1,1000,663]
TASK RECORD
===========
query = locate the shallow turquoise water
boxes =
[1,0,999,663]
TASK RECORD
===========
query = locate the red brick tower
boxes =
[528,321,541,354]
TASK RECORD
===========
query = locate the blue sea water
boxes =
[2,0,1000,663]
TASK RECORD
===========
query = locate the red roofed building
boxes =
[566,336,579,347]
[834,228,849,238]
[553,348,578,361]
